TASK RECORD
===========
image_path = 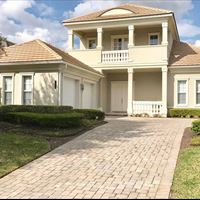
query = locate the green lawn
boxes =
[171,135,200,198]
[0,133,50,178]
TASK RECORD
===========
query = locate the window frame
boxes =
[195,79,200,107]
[21,73,34,105]
[111,35,128,50]
[2,73,14,105]
[87,37,97,49]
[176,79,188,107]
[148,32,160,45]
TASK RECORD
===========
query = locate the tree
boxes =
[0,33,6,54]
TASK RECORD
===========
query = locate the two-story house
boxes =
[0,3,200,117]
[63,3,200,117]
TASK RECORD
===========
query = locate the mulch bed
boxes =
[180,127,193,150]
[0,121,107,150]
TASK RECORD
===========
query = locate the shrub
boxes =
[169,109,200,118]
[0,105,73,114]
[73,109,105,120]
[192,120,200,134]
[0,112,83,128]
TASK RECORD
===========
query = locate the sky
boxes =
[1,0,200,50]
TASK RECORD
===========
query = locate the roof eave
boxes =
[0,60,64,66]
[62,12,174,26]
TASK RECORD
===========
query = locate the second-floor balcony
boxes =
[68,22,170,67]
[102,50,129,63]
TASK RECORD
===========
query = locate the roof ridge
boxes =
[35,39,62,60]
[124,3,172,13]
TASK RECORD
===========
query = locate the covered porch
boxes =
[100,66,168,117]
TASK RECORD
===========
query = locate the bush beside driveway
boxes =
[0,105,105,178]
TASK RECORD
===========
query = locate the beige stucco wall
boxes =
[0,72,59,105]
[79,26,162,51]
[168,70,200,108]
[102,71,162,112]
[34,72,59,105]
[134,72,162,101]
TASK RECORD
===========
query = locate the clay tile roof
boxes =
[63,3,172,24]
[169,40,200,66]
[0,39,102,75]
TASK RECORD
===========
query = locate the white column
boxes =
[128,25,135,48]
[162,22,168,45]
[97,27,103,50]
[162,66,168,116]
[127,68,134,116]
[68,29,74,50]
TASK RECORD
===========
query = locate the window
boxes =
[88,39,96,49]
[3,76,12,105]
[196,80,200,105]
[113,37,128,50]
[177,80,187,105]
[23,76,32,105]
[149,33,159,45]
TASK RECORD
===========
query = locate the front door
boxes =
[111,81,128,112]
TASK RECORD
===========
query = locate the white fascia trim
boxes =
[63,61,104,77]
[0,60,64,66]
[63,13,173,26]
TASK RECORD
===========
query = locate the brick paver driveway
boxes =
[0,117,192,199]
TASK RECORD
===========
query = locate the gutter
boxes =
[0,60,64,66]
[64,61,104,77]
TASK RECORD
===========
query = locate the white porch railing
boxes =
[102,50,129,63]
[132,101,164,116]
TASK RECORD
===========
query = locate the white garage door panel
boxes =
[63,77,78,107]
[83,82,93,109]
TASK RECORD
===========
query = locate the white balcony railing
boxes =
[133,101,164,116]
[102,50,129,63]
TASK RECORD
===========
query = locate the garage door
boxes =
[62,77,78,108]
[82,82,93,109]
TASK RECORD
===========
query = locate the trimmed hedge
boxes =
[0,105,73,114]
[192,120,200,134]
[73,109,105,120]
[169,108,200,118]
[0,112,83,128]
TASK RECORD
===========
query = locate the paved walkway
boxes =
[0,117,192,199]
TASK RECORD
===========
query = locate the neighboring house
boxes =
[0,3,200,117]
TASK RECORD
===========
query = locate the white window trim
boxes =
[148,32,160,45]
[1,73,15,105]
[111,34,128,50]
[87,37,97,49]
[20,73,34,105]
[194,79,200,107]
[175,79,189,107]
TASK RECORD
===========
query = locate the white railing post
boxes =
[101,50,129,63]
[132,101,165,117]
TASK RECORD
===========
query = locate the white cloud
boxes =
[194,40,200,47]
[7,28,51,43]
[0,0,67,49]
[36,3,55,17]
[178,20,200,38]
[64,0,193,20]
